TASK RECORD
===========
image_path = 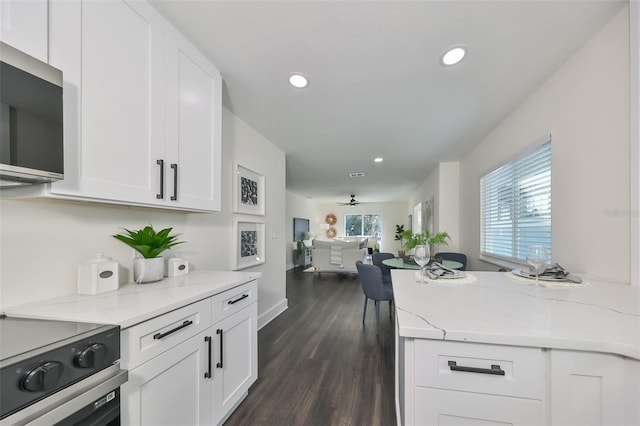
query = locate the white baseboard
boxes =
[258,298,288,330]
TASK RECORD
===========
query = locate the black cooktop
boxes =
[0,314,121,419]
[0,314,114,367]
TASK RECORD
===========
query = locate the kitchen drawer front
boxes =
[412,387,543,426]
[121,299,212,369]
[413,339,543,399]
[211,280,257,324]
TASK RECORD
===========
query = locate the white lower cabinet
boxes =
[122,329,213,425]
[399,339,640,425]
[212,304,258,425]
[550,350,637,426]
[121,280,258,425]
[414,388,543,426]
[402,339,543,426]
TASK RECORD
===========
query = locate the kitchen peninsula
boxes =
[392,270,640,425]
[5,270,260,425]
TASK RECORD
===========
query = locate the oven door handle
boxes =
[1,364,128,426]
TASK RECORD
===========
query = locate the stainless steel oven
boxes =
[0,315,127,425]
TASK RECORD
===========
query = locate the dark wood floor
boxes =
[225,267,396,426]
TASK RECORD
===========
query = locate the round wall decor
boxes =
[325,213,337,225]
[326,227,337,238]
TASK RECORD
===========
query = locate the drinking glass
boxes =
[413,245,430,283]
[526,245,549,286]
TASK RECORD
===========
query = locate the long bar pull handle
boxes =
[228,294,249,305]
[216,329,223,368]
[170,163,178,201]
[204,336,212,379]
[156,159,164,199]
[153,320,193,340]
[448,360,505,376]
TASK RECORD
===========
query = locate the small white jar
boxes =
[77,253,119,295]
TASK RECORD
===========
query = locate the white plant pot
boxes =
[133,257,164,284]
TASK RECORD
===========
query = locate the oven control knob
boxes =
[75,343,107,368]
[21,361,64,392]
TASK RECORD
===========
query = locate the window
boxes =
[480,141,551,264]
[345,213,382,238]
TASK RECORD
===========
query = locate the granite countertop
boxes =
[391,270,640,360]
[3,270,261,329]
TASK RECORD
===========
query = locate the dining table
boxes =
[382,257,463,270]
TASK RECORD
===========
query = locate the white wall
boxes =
[408,162,461,253]
[285,191,319,270]
[0,107,288,327]
[315,201,409,254]
[458,6,630,282]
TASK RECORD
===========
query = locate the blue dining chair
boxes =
[372,252,395,286]
[434,252,467,271]
[355,261,394,336]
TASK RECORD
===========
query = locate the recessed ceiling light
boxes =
[374,157,383,163]
[288,73,308,88]
[441,46,466,66]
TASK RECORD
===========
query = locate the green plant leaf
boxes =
[113,225,185,258]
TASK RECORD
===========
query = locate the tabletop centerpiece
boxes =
[401,229,451,264]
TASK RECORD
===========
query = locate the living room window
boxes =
[345,213,382,239]
[480,140,551,264]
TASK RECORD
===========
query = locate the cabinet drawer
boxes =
[412,387,543,426]
[211,280,257,324]
[121,299,212,369]
[413,340,543,399]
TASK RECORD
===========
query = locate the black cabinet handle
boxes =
[448,360,505,376]
[153,320,193,340]
[170,163,178,201]
[156,159,164,199]
[204,336,212,379]
[228,294,249,305]
[216,329,223,368]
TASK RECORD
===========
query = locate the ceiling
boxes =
[149,0,625,205]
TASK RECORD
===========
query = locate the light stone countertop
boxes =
[391,270,640,360]
[3,270,261,329]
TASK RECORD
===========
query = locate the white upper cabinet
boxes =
[0,0,48,62]
[164,30,222,211]
[46,0,221,212]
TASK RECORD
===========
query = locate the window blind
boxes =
[480,141,551,263]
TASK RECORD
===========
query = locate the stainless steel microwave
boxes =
[0,41,63,187]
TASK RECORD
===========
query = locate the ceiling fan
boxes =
[338,194,360,206]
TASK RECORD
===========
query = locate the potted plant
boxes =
[402,230,451,263]
[113,225,184,283]
[395,224,407,257]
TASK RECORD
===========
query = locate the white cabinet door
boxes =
[0,0,48,62]
[550,350,626,426]
[164,30,222,211]
[122,329,213,426]
[212,303,258,425]
[49,0,165,204]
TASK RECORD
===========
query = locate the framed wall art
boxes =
[422,197,434,235]
[412,202,422,234]
[233,163,265,215]
[233,219,265,270]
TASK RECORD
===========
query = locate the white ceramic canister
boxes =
[166,257,189,277]
[77,253,119,295]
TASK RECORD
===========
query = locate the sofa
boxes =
[311,240,366,272]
